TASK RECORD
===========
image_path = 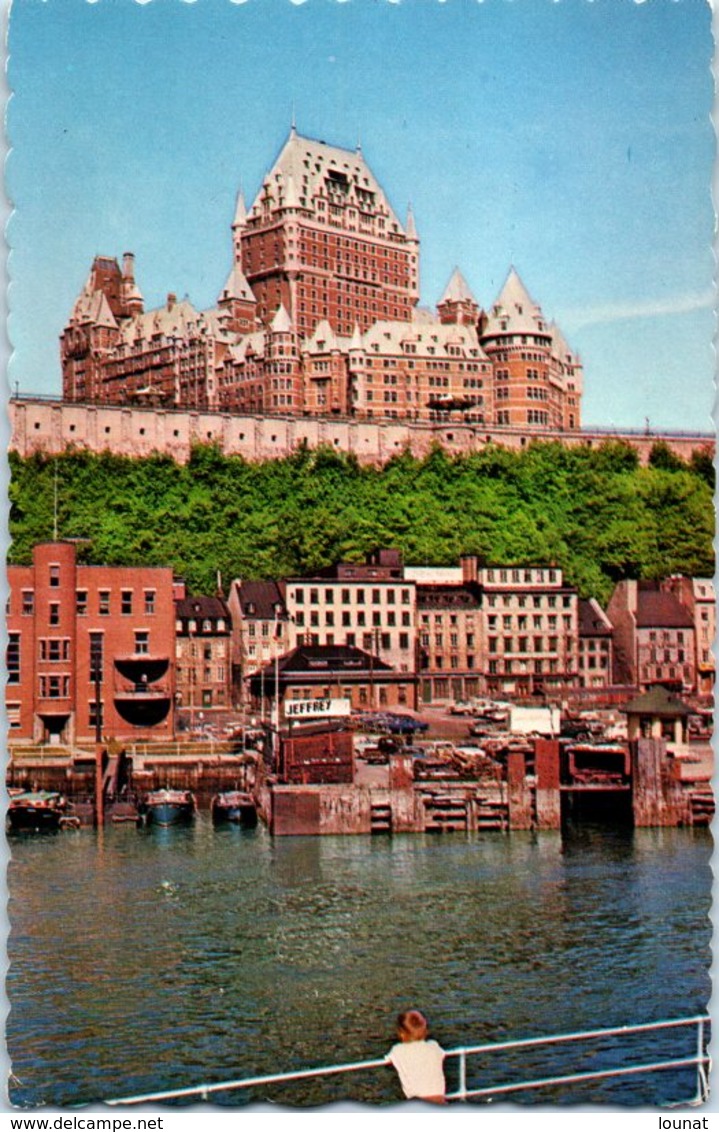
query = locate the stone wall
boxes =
[10,398,713,467]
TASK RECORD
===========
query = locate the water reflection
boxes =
[7,823,711,1108]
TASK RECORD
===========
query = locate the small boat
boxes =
[139,788,196,827]
[211,791,258,828]
[7,791,69,833]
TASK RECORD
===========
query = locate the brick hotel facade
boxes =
[61,128,582,433]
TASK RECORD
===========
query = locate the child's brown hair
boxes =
[397,1010,429,1041]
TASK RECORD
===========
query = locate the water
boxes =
[7,823,712,1108]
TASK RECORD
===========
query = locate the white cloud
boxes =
[559,289,715,329]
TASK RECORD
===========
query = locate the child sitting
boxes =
[387,1009,446,1103]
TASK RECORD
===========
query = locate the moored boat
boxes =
[139,788,196,827]
[211,790,257,828]
[7,791,69,833]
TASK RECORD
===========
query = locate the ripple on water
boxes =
[7,823,711,1107]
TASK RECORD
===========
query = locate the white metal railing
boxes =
[107,1015,710,1107]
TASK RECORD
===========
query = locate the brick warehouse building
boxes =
[7,542,176,744]
[60,128,583,432]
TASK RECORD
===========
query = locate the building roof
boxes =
[361,314,487,360]
[578,598,613,637]
[439,268,478,306]
[175,595,230,628]
[620,686,692,718]
[250,128,406,234]
[234,580,287,620]
[119,297,207,346]
[416,583,482,609]
[261,644,394,678]
[218,263,255,305]
[635,590,694,630]
[483,267,548,338]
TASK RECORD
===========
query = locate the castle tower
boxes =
[481,267,569,432]
[240,129,420,337]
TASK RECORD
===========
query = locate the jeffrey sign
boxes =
[285,698,352,720]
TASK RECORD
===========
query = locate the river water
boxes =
[6,823,712,1109]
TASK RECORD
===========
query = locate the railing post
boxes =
[695,1017,707,1103]
[458,1048,467,1101]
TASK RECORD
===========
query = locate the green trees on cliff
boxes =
[8,439,714,603]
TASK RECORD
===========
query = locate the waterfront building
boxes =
[577,598,614,690]
[249,642,413,713]
[174,587,233,713]
[414,556,580,702]
[415,579,483,704]
[226,579,289,706]
[60,130,582,432]
[7,541,176,744]
[607,580,697,693]
[281,549,417,682]
[659,576,715,697]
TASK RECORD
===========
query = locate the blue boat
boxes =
[139,789,196,827]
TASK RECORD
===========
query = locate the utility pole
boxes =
[92,648,104,828]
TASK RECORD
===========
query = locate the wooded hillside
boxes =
[9,440,714,602]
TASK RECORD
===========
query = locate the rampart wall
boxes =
[9,397,714,466]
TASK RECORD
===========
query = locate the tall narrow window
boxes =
[89,633,103,680]
[7,633,20,684]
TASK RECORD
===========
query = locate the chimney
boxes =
[167,293,177,311]
[460,554,479,584]
[122,252,135,282]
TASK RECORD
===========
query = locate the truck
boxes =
[509,705,560,737]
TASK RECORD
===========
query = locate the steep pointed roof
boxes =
[483,267,548,337]
[439,268,477,306]
[270,304,293,333]
[233,189,247,228]
[218,263,255,305]
[308,319,338,350]
[406,203,417,240]
[94,292,119,330]
[250,129,405,232]
[350,323,364,351]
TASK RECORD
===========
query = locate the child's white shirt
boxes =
[387,1038,446,1099]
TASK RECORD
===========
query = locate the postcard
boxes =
[4,0,714,1117]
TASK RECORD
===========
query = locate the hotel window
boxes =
[89,633,103,679]
[121,591,133,615]
[22,590,34,615]
[310,589,319,605]
[324,589,334,604]
[49,603,60,627]
[401,590,410,604]
[144,590,156,615]
[341,589,351,604]
[7,633,20,684]
[357,589,365,604]
[49,565,60,588]
[135,631,150,655]
[294,589,304,604]
[7,702,21,729]
[99,591,110,616]
[76,590,88,616]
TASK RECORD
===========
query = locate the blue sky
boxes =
[6,0,715,431]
